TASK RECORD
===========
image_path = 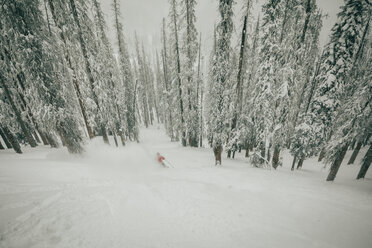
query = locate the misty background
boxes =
[99,0,344,60]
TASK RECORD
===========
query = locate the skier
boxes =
[156,152,171,168]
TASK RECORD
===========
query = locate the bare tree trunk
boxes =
[45,133,59,148]
[101,126,110,145]
[297,155,304,169]
[57,129,66,147]
[112,130,118,147]
[37,130,50,146]
[170,0,186,147]
[291,155,297,171]
[33,131,41,143]
[357,145,372,179]
[0,127,12,149]
[326,144,348,181]
[228,3,249,158]
[272,145,280,169]
[245,145,249,157]
[348,141,362,165]
[214,146,222,165]
[161,24,174,140]
[2,126,22,154]
[318,147,325,162]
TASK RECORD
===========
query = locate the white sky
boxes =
[99,0,344,60]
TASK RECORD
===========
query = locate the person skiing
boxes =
[156,152,171,168]
[157,152,165,164]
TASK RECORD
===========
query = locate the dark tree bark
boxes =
[69,0,109,144]
[245,146,249,158]
[228,4,249,158]
[170,0,186,147]
[297,155,304,169]
[0,140,4,150]
[357,145,372,179]
[2,126,22,154]
[326,144,348,181]
[33,131,41,143]
[45,133,59,148]
[47,0,94,140]
[0,78,37,147]
[214,146,222,165]
[272,145,280,169]
[112,130,118,147]
[348,141,362,165]
[37,131,50,146]
[0,127,12,149]
[161,19,174,141]
[318,147,325,162]
[101,126,110,145]
[291,155,297,171]
[350,139,356,150]
[57,129,66,147]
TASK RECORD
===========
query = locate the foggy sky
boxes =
[99,0,344,60]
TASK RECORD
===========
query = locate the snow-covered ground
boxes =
[0,125,371,248]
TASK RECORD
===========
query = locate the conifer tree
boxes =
[112,0,137,141]
[306,0,371,181]
[207,0,234,165]
[169,0,187,146]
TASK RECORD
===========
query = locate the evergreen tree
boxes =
[112,0,137,141]
[306,0,371,181]
[169,0,187,146]
[206,0,234,165]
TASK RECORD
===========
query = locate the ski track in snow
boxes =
[0,125,372,248]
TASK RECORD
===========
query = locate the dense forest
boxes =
[0,0,371,181]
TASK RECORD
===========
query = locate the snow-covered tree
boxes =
[112,0,138,142]
[206,0,234,165]
[305,0,371,181]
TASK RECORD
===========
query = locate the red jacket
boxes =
[157,155,165,163]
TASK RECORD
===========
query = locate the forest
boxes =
[0,0,371,184]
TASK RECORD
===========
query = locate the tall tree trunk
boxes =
[348,141,362,165]
[291,154,297,171]
[45,133,59,148]
[33,131,41,143]
[357,145,372,179]
[57,129,66,147]
[279,0,290,44]
[214,146,222,165]
[102,126,110,145]
[47,0,94,139]
[48,134,59,148]
[171,0,186,147]
[13,72,50,146]
[326,144,348,181]
[228,3,249,158]
[161,21,174,140]
[318,147,325,162]
[272,145,280,169]
[0,127,12,149]
[37,130,50,146]
[112,130,119,147]
[0,79,37,147]
[69,0,109,143]
[300,0,312,44]
[297,155,304,169]
[2,126,22,154]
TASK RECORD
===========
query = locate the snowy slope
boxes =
[0,125,371,248]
